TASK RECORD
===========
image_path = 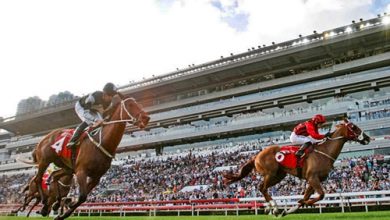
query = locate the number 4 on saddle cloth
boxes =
[275,145,314,169]
[49,128,94,167]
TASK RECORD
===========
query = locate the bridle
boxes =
[88,98,145,159]
[103,98,144,126]
[315,122,365,162]
[345,123,365,142]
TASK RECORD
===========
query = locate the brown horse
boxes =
[29,96,149,220]
[13,173,73,217]
[223,119,370,217]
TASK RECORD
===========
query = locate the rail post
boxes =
[255,201,258,215]
[340,193,345,213]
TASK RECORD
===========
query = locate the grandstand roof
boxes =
[1,16,390,135]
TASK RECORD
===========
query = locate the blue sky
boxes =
[0,0,389,118]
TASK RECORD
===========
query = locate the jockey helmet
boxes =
[312,114,326,124]
[103,82,118,96]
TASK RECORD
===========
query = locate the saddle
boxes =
[275,145,314,177]
[49,129,90,168]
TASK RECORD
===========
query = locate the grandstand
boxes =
[0,14,390,216]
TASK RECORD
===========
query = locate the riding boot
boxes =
[295,142,311,158]
[67,122,88,149]
[67,122,88,168]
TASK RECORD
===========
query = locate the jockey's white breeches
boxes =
[290,132,322,145]
[75,101,103,125]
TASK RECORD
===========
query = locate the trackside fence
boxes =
[3,190,390,217]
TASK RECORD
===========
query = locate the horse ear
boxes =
[343,118,349,123]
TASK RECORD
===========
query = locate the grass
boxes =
[1,211,390,220]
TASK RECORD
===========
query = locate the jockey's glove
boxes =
[325,132,332,138]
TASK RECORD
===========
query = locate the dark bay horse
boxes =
[13,174,72,217]
[28,96,149,220]
[223,119,370,217]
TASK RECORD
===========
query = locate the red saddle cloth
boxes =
[275,145,311,169]
[41,172,50,190]
[50,129,80,160]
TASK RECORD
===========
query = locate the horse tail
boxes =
[20,183,29,194]
[223,156,255,185]
[32,149,37,163]
[16,156,37,165]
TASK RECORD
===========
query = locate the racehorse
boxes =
[28,96,150,220]
[13,174,72,217]
[223,119,370,217]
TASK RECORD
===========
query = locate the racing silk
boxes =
[79,91,111,114]
[293,120,325,140]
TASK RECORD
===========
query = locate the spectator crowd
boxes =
[1,139,389,204]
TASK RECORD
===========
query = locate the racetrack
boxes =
[1,211,390,220]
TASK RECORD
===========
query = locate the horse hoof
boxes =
[54,216,64,220]
[278,210,287,217]
[264,206,271,215]
[286,205,300,214]
[40,208,48,217]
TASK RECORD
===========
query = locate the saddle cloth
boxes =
[275,145,312,169]
[50,129,80,160]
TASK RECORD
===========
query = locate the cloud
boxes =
[0,0,381,117]
[211,0,249,31]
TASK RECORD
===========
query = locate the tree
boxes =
[16,96,45,115]
[47,91,75,107]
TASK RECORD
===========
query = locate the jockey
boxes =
[44,163,60,186]
[66,82,120,149]
[290,114,331,157]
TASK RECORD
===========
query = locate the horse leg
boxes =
[55,171,92,220]
[260,173,286,216]
[285,185,315,215]
[21,195,34,212]
[60,197,72,215]
[34,162,50,216]
[304,177,325,206]
[51,170,69,211]
[51,181,61,212]
[27,198,40,217]
[299,185,315,205]
[12,194,31,213]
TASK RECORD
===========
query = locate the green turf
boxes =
[1,211,390,220]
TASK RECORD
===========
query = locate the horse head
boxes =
[336,119,370,145]
[111,96,150,129]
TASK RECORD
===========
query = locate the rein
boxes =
[313,122,362,162]
[58,180,71,188]
[88,98,140,159]
[314,136,343,162]
[313,149,336,162]
[87,129,113,159]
